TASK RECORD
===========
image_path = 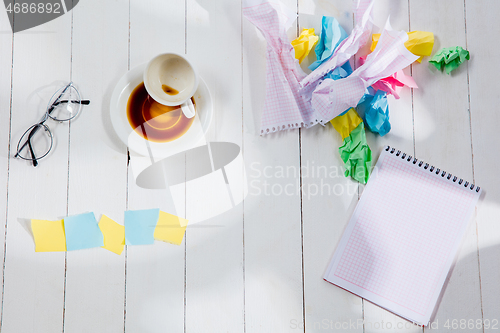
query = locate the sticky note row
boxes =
[31,209,188,255]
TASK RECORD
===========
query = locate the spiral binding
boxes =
[385,146,480,193]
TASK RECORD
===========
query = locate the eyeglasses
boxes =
[14,82,90,167]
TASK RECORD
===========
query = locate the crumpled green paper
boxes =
[429,46,470,74]
[339,122,372,184]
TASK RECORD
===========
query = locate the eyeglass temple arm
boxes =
[52,99,90,106]
[14,122,43,159]
[46,83,73,115]
[47,100,90,116]
[28,139,38,167]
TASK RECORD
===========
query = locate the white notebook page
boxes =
[324,147,481,325]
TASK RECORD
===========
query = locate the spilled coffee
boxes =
[127,82,195,143]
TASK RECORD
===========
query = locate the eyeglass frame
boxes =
[14,82,90,167]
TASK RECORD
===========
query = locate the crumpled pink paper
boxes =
[243,0,317,134]
[309,22,419,122]
[359,55,418,99]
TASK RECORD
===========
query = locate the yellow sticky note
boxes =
[31,219,66,252]
[291,28,319,63]
[330,108,363,140]
[98,215,125,255]
[371,31,434,63]
[154,211,188,246]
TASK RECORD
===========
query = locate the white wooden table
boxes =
[0,0,498,332]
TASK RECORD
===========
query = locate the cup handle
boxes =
[181,99,196,119]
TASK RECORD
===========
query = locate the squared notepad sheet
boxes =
[324,148,481,325]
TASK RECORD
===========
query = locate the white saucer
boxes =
[110,63,213,156]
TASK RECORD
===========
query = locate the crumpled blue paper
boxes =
[309,16,348,71]
[355,86,375,115]
[356,89,391,136]
[324,61,353,81]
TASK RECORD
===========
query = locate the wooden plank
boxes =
[297,2,364,332]
[410,0,482,330]
[1,15,72,333]
[0,7,12,329]
[363,0,416,159]
[360,1,423,332]
[242,0,304,331]
[184,0,244,331]
[299,1,421,331]
[62,0,129,332]
[125,0,186,331]
[465,0,500,328]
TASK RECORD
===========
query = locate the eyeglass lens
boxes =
[16,124,53,162]
[47,84,82,122]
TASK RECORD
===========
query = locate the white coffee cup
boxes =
[144,53,199,118]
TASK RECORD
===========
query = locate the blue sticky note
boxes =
[64,212,104,251]
[309,16,348,71]
[124,209,160,245]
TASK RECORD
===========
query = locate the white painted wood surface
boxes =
[298,3,364,333]
[361,2,424,332]
[64,0,129,332]
[243,0,304,330]
[0,0,498,332]
[410,2,483,332]
[2,12,71,333]
[0,7,11,333]
[126,0,186,332]
[466,0,500,328]
[185,0,244,332]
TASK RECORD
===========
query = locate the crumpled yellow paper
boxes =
[291,28,319,63]
[371,31,434,63]
[330,108,362,140]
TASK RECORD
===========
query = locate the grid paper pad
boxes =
[324,148,481,325]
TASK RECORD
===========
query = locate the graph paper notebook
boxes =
[324,146,482,326]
